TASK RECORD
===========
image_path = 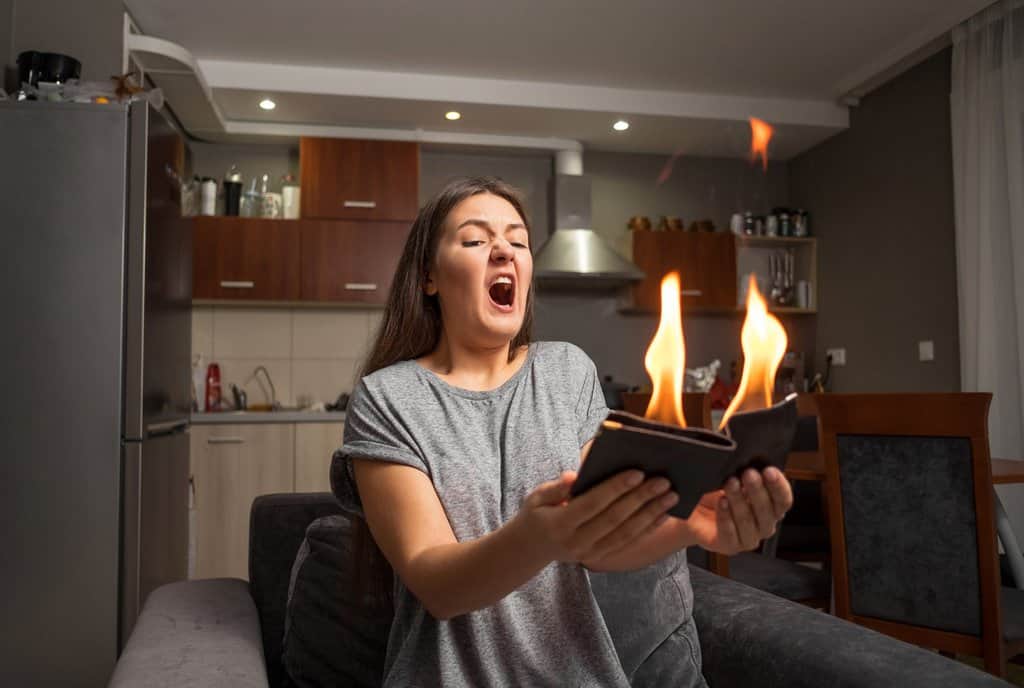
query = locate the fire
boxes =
[719,275,788,429]
[749,117,773,172]
[644,272,687,427]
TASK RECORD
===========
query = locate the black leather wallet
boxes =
[570,395,798,519]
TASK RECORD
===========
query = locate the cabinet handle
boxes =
[207,436,244,444]
[681,289,703,296]
[344,283,378,291]
[220,280,255,289]
[343,200,377,209]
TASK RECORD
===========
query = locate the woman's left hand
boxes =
[682,466,793,555]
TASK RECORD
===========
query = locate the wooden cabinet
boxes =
[300,220,409,304]
[189,423,295,580]
[300,138,419,221]
[295,422,344,493]
[631,230,737,312]
[192,217,301,301]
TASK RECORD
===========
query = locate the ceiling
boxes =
[124,0,994,159]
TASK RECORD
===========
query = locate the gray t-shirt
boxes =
[335,341,692,687]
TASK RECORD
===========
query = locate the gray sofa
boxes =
[110,493,1011,687]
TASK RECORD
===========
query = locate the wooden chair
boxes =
[816,393,1024,677]
[620,392,830,607]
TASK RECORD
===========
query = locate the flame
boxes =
[719,275,788,429]
[644,272,687,427]
[749,117,773,172]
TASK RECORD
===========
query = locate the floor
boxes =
[957,655,1024,684]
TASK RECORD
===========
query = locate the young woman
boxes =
[333,177,793,686]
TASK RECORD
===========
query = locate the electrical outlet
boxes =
[826,348,847,366]
[919,340,935,362]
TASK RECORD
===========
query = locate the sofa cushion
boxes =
[282,514,392,688]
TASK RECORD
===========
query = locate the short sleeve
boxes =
[330,377,429,518]
[574,351,610,447]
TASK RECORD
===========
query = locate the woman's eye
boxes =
[512,242,529,249]
[462,240,486,247]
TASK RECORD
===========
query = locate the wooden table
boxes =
[784,453,1024,485]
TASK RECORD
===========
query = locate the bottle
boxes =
[223,165,243,216]
[199,177,217,216]
[281,174,301,219]
[191,354,206,412]
[205,362,222,413]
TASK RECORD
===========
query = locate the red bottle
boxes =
[205,362,222,412]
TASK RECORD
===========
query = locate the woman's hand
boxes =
[514,469,679,565]
[682,466,793,555]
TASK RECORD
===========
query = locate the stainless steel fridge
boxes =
[0,100,192,686]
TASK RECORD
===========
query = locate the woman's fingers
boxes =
[723,476,761,550]
[740,469,779,540]
[763,466,793,519]
[525,471,576,508]
[574,478,675,556]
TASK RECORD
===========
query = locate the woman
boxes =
[334,176,792,686]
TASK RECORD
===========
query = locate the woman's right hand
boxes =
[515,470,678,564]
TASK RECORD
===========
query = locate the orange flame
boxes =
[749,117,773,172]
[644,272,687,427]
[719,275,788,429]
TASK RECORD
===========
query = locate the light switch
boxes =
[919,340,935,362]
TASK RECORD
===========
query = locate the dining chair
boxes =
[815,393,1024,677]
[621,391,830,607]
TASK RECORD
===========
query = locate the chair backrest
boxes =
[621,392,711,428]
[815,393,1000,652]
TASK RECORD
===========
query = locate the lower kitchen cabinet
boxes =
[295,422,345,493]
[190,423,295,580]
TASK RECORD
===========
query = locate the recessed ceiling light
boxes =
[445,111,462,121]
[613,120,630,132]
[259,98,276,111]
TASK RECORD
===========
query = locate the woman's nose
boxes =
[491,239,515,262]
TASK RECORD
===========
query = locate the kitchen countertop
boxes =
[191,411,345,424]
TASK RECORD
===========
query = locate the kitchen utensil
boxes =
[199,177,217,216]
[223,166,242,216]
[282,174,301,219]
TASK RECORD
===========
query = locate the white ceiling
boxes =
[125,0,994,159]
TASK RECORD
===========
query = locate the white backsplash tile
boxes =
[365,308,385,351]
[216,358,293,409]
[213,307,292,359]
[292,359,362,405]
[292,309,371,359]
[191,306,214,361]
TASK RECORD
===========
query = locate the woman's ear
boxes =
[424,271,438,296]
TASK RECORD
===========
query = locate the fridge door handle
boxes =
[146,418,189,437]
[123,102,149,441]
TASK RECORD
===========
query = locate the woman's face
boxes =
[426,192,533,349]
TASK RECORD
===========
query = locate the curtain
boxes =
[952,0,1024,467]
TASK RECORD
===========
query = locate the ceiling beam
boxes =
[200,59,849,129]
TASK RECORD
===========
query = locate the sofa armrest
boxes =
[690,567,1010,687]
[109,579,268,688]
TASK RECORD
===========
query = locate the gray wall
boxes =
[789,48,960,392]
[421,148,800,388]
[6,0,123,83]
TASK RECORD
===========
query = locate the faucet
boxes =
[248,366,279,410]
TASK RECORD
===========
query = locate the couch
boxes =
[109,493,1011,687]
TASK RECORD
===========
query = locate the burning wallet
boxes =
[570,394,798,519]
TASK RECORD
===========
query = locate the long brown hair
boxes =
[353,176,536,604]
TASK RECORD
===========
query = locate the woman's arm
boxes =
[353,456,677,620]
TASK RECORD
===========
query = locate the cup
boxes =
[796,281,811,309]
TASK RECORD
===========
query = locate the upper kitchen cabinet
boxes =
[192,217,301,301]
[300,220,409,304]
[299,138,420,221]
[631,230,737,312]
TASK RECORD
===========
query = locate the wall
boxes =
[789,48,960,392]
[190,306,382,409]
[6,0,123,84]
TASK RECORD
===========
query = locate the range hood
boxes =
[533,174,644,286]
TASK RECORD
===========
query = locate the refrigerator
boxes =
[0,100,192,686]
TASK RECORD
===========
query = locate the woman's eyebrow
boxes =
[455,218,527,233]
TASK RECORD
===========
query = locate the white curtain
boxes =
[952,0,1024,467]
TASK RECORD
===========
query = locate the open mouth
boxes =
[488,276,515,310]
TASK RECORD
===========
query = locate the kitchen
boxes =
[3,0,1022,686]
